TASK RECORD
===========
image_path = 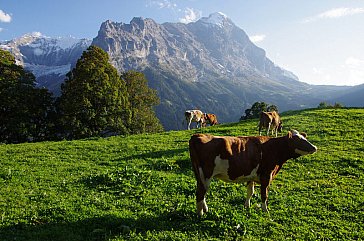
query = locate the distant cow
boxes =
[189,130,317,215]
[258,111,282,137]
[185,110,206,130]
[203,113,219,127]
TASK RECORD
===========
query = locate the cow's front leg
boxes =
[187,119,192,130]
[244,181,255,208]
[260,176,271,212]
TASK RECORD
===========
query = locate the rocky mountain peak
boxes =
[199,12,232,28]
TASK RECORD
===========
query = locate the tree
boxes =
[318,102,329,108]
[267,104,279,112]
[240,102,279,120]
[58,46,131,139]
[0,49,54,143]
[333,102,344,108]
[250,102,268,118]
[317,102,345,109]
[122,70,163,134]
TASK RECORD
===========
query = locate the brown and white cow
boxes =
[185,110,206,130]
[203,113,219,127]
[258,111,282,137]
[189,130,317,215]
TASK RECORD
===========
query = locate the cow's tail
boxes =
[189,135,204,184]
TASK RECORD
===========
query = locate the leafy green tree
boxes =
[318,102,330,108]
[0,49,54,143]
[267,104,279,112]
[58,46,131,139]
[240,108,252,121]
[122,70,163,134]
[240,102,279,120]
[250,101,268,118]
[333,102,344,108]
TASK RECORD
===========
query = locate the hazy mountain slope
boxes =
[332,84,364,106]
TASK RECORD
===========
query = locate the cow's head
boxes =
[287,130,317,156]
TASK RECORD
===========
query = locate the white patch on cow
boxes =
[235,164,260,183]
[295,148,311,156]
[262,201,269,212]
[198,167,212,190]
[198,167,207,188]
[196,198,208,216]
[212,155,231,181]
[292,130,307,140]
[211,155,260,183]
[292,130,317,155]
[245,182,255,208]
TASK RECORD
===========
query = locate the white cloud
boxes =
[344,57,364,85]
[303,7,364,23]
[345,57,364,67]
[146,0,177,9]
[309,57,364,86]
[249,34,266,43]
[312,67,332,83]
[179,8,201,24]
[0,9,11,23]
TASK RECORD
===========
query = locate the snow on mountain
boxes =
[199,12,231,28]
[24,63,72,77]
[0,33,91,88]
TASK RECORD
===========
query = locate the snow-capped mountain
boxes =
[0,32,91,92]
[199,12,231,28]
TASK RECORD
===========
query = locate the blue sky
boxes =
[1,0,364,86]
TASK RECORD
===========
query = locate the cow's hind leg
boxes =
[244,181,255,208]
[196,183,208,216]
[196,168,211,216]
[260,176,270,212]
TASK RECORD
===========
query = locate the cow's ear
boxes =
[300,132,307,138]
[287,131,292,139]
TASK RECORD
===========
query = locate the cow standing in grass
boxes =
[185,110,206,130]
[189,130,317,215]
[258,111,282,137]
[203,113,219,127]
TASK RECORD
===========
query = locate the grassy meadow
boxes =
[0,108,363,240]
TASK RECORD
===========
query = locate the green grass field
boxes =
[0,108,363,240]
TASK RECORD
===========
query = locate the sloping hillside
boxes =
[0,108,363,240]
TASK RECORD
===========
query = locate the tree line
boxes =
[0,46,163,144]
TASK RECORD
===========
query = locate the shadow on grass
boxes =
[118,148,187,161]
[0,210,226,241]
[114,147,193,175]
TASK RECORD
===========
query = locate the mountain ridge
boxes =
[1,13,362,129]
